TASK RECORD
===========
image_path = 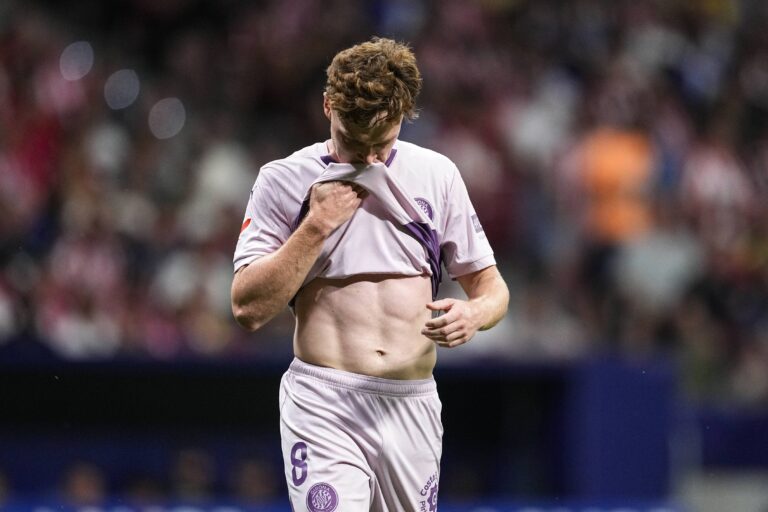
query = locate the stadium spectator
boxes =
[0,468,10,507]
[229,456,281,503]
[169,448,216,502]
[59,461,108,507]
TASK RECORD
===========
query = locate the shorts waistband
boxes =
[287,357,437,397]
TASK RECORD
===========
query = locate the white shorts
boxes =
[280,358,443,512]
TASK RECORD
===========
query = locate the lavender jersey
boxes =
[233,140,495,290]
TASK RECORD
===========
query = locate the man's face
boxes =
[324,95,402,165]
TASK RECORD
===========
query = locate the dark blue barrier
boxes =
[562,358,676,499]
[697,408,768,468]
[0,356,678,502]
[437,356,677,500]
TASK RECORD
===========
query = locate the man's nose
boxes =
[361,149,379,164]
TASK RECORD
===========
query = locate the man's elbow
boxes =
[231,303,266,332]
[500,283,510,314]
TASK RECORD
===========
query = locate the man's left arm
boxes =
[421,265,509,348]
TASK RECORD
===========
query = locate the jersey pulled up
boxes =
[233,140,495,292]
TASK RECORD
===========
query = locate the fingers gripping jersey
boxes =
[293,161,443,298]
[233,140,495,289]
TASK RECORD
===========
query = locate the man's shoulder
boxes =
[395,140,457,170]
[258,142,326,181]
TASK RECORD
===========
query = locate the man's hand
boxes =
[305,181,367,235]
[421,298,481,348]
[421,266,510,348]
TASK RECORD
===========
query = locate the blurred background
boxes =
[1,0,768,510]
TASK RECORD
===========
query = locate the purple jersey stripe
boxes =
[403,221,442,299]
[384,148,398,166]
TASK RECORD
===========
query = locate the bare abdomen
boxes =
[293,274,436,379]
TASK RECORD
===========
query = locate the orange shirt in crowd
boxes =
[581,127,654,243]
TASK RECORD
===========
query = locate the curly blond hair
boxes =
[325,37,422,131]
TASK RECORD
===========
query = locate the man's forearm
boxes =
[231,218,329,331]
[471,281,509,331]
[462,266,510,331]
[232,181,366,331]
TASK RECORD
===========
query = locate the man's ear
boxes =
[322,93,332,120]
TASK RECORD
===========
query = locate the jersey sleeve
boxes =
[233,167,291,272]
[440,166,496,279]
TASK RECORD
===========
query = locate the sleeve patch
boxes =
[471,214,484,233]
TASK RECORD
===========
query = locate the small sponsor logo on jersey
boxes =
[240,218,252,234]
[415,197,434,220]
[471,213,484,233]
[418,473,439,512]
[306,482,338,512]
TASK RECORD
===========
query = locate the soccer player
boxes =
[231,37,509,512]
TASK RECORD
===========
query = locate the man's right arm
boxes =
[231,181,365,331]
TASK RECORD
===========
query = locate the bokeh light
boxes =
[59,41,94,81]
[148,97,186,139]
[103,69,140,110]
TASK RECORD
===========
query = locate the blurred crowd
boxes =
[0,448,284,507]
[1,0,768,406]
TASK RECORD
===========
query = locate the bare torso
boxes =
[294,274,436,379]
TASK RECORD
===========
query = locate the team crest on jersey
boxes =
[306,482,338,512]
[415,197,434,220]
[418,473,439,512]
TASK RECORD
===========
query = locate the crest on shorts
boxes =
[306,482,338,512]
[415,197,434,221]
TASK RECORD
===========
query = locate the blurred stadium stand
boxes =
[1,0,768,510]
[0,359,681,510]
